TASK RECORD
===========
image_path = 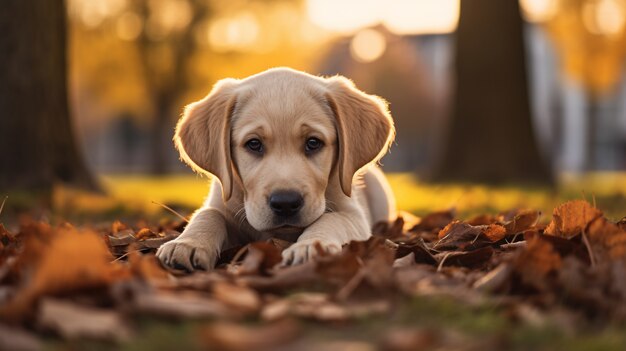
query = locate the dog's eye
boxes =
[305,137,323,153]
[245,139,263,153]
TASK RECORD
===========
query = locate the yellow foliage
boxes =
[544,0,626,94]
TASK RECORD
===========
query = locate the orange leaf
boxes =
[544,200,602,239]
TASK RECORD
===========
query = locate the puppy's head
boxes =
[175,68,394,233]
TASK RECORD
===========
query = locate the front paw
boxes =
[281,239,342,265]
[156,239,218,272]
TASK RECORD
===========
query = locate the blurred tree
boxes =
[130,0,209,174]
[0,0,99,197]
[431,0,554,185]
[543,0,626,170]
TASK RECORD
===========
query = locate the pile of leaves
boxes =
[0,200,625,350]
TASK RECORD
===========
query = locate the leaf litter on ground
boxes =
[0,200,625,350]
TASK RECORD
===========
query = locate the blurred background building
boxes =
[66,0,626,176]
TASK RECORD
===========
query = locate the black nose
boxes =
[269,190,304,217]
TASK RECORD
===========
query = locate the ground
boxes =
[1,173,626,350]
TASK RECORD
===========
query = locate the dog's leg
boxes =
[281,210,370,264]
[157,207,227,271]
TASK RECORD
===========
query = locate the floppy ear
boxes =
[325,76,395,197]
[174,78,238,201]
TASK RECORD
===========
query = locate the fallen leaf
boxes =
[393,252,416,268]
[513,236,562,292]
[106,230,135,247]
[0,324,42,351]
[410,209,455,232]
[502,209,540,234]
[212,282,261,313]
[373,217,404,239]
[467,214,498,226]
[545,200,602,239]
[238,261,318,292]
[37,298,130,341]
[133,291,231,319]
[135,228,158,241]
[127,249,171,282]
[382,327,439,351]
[434,221,506,251]
[1,227,131,320]
[473,263,513,293]
[199,318,300,351]
[237,242,282,275]
[395,240,437,265]
[436,247,494,268]
[587,216,626,261]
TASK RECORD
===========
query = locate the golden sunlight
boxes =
[382,0,459,35]
[582,0,626,35]
[208,12,260,53]
[306,0,380,34]
[519,0,558,22]
[350,29,386,62]
[116,12,143,41]
[306,0,459,35]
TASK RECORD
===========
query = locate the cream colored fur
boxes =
[157,67,396,271]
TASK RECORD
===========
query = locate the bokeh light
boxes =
[520,0,558,22]
[208,12,260,53]
[582,0,626,35]
[306,0,380,34]
[381,0,459,35]
[349,29,386,63]
[115,12,143,41]
[306,0,459,35]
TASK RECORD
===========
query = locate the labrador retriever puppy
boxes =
[157,67,396,271]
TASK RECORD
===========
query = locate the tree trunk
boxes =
[431,0,554,185]
[0,0,99,196]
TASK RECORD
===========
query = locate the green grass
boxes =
[49,172,626,221]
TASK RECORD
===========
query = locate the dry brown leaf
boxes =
[467,214,499,226]
[238,261,318,292]
[587,216,626,261]
[1,227,131,320]
[0,324,42,351]
[395,240,437,265]
[106,229,135,247]
[502,209,540,234]
[544,200,602,239]
[410,209,455,232]
[37,298,131,341]
[127,250,171,282]
[111,221,128,235]
[435,247,494,268]
[483,224,507,242]
[212,282,261,313]
[199,318,300,351]
[133,232,178,250]
[135,228,158,240]
[373,217,404,238]
[473,263,513,293]
[393,252,416,268]
[513,237,562,291]
[286,293,349,321]
[382,328,439,351]
[132,291,231,319]
[237,242,282,275]
[434,221,506,251]
[617,217,626,231]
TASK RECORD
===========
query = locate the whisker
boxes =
[233,205,247,229]
[325,199,337,213]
